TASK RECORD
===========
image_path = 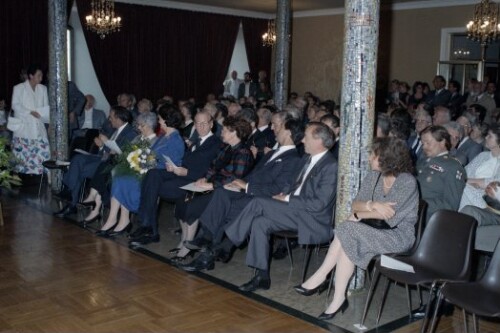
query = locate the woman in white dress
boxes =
[459,124,500,210]
[11,64,50,174]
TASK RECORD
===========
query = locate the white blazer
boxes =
[11,80,49,140]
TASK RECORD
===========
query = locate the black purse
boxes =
[358,173,395,230]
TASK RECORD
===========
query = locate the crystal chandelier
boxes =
[466,0,500,46]
[85,0,122,39]
[262,20,276,47]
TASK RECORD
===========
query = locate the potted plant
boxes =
[0,137,21,189]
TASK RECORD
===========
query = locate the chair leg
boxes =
[284,237,293,269]
[376,276,391,325]
[472,313,478,333]
[405,284,413,318]
[360,267,381,326]
[462,308,467,333]
[301,246,312,282]
[417,285,423,308]
[419,282,439,333]
[38,172,44,197]
[428,289,444,333]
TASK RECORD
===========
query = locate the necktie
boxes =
[411,137,421,156]
[289,156,312,194]
[265,148,281,164]
[192,137,201,152]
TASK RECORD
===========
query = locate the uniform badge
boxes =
[430,164,444,173]
[456,170,463,180]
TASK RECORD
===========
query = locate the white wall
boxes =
[225,23,250,81]
[69,3,110,114]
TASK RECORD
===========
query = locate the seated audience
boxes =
[54,106,136,218]
[170,117,254,259]
[320,114,340,160]
[470,121,489,147]
[461,181,500,226]
[179,119,303,271]
[296,137,417,320]
[128,110,221,245]
[426,75,451,109]
[417,125,466,221]
[409,109,432,163]
[432,106,451,126]
[459,124,500,211]
[408,81,427,110]
[221,122,337,292]
[90,110,184,233]
[249,107,275,162]
[376,113,391,138]
[455,113,483,166]
[180,101,196,139]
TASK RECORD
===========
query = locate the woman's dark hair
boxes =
[110,105,132,123]
[376,113,391,136]
[223,116,252,142]
[239,108,257,126]
[159,104,183,130]
[26,64,43,77]
[215,103,228,119]
[390,108,412,140]
[421,125,452,151]
[284,118,305,145]
[488,123,500,145]
[371,137,413,176]
[412,81,423,94]
[469,104,487,124]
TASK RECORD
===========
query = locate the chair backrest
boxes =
[415,210,477,281]
[409,200,428,254]
[482,240,500,288]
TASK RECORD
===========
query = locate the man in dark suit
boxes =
[409,108,432,164]
[221,122,337,291]
[238,72,258,99]
[68,81,86,135]
[70,94,108,152]
[179,118,303,271]
[128,110,221,245]
[455,113,483,166]
[426,75,451,109]
[249,107,276,163]
[54,106,136,217]
[447,80,464,119]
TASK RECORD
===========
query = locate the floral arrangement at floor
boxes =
[0,137,21,189]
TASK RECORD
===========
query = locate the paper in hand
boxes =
[104,140,122,154]
[37,105,50,123]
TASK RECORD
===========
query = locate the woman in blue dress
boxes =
[97,106,185,236]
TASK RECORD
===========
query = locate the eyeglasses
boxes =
[195,121,209,127]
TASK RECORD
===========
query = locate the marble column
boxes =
[273,0,291,110]
[48,0,68,190]
[335,0,380,289]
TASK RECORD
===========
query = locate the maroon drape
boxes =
[0,0,49,104]
[75,0,240,103]
[241,18,272,80]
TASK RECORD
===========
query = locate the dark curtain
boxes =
[241,18,272,80]
[0,0,49,104]
[75,0,240,103]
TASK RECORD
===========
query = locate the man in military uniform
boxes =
[417,125,466,221]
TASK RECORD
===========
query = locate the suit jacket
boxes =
[245,148,300,197]
[426,89,451,108]
[78,108,107,130]
[183,135,222,181]
[103,123,136,159]
[453,137,483,166]
[408,133,425,163]
[238,81,258,99]
[247,126,276,163]
[282,152,338,244]
[68,81,86,130]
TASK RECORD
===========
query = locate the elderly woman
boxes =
[459,124,500,211]
[172,117,254,260]
[417,125,467,220]
[295,137,417,320]
[10,64,50,174]
[85,107,184,228]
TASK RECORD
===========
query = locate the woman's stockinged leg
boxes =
[85,193,102,221]
[324,246,355,314]
[113,205,130,232]
[99,197,119,230]
[302,237,342,289]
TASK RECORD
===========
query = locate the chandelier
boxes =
[85,0,122,39]
[262,20,276,47]
[466,0,500,46]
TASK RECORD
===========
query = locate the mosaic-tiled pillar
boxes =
[48,0,68,190]
[273,0,291,110]
[336,0,380,288]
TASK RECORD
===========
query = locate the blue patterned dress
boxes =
[112,130,184,212]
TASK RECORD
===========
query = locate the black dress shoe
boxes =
[179,252,215,272]
[107,223,133,237]
[170,251,195,265]
[272,246,289,260]
[82,214,101,225]
[129,233,160,246]
[294,280,329,296]
[239,275,271,292]
[129,226,151,240]
[54,205,77,218]
[95,229,113,237]
[318,299,349,321]
[214,248,233,263]
[168,247,180,254]
[79,201,96,209]
[184,237,212,251]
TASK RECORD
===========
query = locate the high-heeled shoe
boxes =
[82,214,101,225]
[294,279,329,296]
[95,222,118,237]
[318,299,349,321]
[168,247,180,254]
[170,250,194,264]
[107,223,133,237]
[79,201,96,209]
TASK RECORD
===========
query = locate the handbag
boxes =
[358,173,395,230]
[6,111,23,132]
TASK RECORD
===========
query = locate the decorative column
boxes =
[273,0,291,110]
[336,0,380,288]
[48,0,69,190]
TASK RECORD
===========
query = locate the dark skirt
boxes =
[175,192,214,225]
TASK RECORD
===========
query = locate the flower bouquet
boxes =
[113,139,157,179]
[0,137,21,189]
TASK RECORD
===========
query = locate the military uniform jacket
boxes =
[417,153,467,221]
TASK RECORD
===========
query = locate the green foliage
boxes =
[0,138,21,189]
[112,139,157,180]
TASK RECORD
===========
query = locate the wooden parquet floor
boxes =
[1,193,500,333]
[0,197,327,333]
